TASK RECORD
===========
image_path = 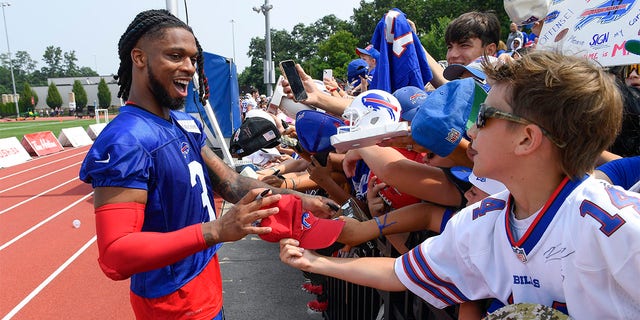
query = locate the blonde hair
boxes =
[483,50,622,178]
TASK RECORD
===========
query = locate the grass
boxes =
[0,118,104,141]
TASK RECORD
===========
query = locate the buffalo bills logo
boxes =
[362,94,399,121]
[301,212,313,230]
[409,92,426,105]
[575,0,635,30]
[181,142,190,158]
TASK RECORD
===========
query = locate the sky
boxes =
[1,0,363,76]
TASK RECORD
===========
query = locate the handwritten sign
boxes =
[537,0,640,66]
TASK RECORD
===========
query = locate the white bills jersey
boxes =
[395,176,640,319]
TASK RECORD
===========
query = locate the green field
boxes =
[0,119,104,141]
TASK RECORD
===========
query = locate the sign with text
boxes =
[58,127,93,147]
[0,137,32,168]
[21,131,64,156]
[537,0,640,66]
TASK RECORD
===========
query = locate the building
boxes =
[31,76,122,113]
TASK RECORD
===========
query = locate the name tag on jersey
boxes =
[177,120,201,134]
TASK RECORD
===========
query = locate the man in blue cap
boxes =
[355,44,379,79]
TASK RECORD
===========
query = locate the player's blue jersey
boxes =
[370,8,432,92]
[79,105,220,298]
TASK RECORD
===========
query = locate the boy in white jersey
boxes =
[279,50,640,318]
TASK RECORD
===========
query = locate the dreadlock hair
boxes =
[115,9,210,105]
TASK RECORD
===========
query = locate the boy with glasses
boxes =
[279,50,640,318]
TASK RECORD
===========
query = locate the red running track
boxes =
[1,145,225,319]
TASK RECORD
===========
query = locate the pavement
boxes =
[218,202,325,320]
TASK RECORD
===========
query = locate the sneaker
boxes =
[307,299,328,313]
[301,283,323,295]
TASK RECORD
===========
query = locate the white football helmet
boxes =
[338,89,402,133]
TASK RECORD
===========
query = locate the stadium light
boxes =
[253,0,274,96]
[1,2,19,119]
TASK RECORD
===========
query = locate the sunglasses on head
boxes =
[624,64,639,78]
[476,103,566,148]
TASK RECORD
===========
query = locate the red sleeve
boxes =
[95,202,208,280]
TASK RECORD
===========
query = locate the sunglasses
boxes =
[624,64,639,78]
[476,103,566,148]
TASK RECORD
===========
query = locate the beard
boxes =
[147,63,186,110]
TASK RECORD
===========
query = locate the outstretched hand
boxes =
[279,238,319,271]
[205,188,280,245]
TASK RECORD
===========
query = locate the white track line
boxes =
[0,162,82,194]
[0,177,80,216]
[0,192,93,251]
[0,149,87,182]
[1,235,97,320]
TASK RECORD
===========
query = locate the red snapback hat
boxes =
[259,195,345,249]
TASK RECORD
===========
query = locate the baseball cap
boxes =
[504,0,552,26]
[443,56,499,82]
[410,78,487,157]
[393,86,430,121]
[347,59,369,88]
[355,44,380,60]
[230,110,281,157]
[259,194,345,249]
[468,172,507,195]
[295,110,345,153]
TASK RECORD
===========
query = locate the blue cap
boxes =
[392,86,430,121]
[410,78,487,157]
[295,110,345,153]
[355,44,380,60]
[347,59,369,85]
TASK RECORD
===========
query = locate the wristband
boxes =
[373,215,397,238]
[329,87,338,92]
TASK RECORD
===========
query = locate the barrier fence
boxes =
[322,234,459,320]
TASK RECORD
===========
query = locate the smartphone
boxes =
[279,60,308,102]
[323,69,333,80]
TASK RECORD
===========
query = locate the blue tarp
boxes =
[185,51,241,138]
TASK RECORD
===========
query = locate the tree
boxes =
[18,82,36,112]
[72,80,88,112]
[97,78,111,108]
[63,51,80,76]
[420,16,453,62]
[41,46,64,78]
[46,82,63,110]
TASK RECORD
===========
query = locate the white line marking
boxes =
[0,192,93,251]
[0,177,80,216]
[0,161,82,194]
[0,149,87,182]
[1,235,97,320]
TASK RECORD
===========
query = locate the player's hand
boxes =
[279,238,319,271]
[207,188,280,244]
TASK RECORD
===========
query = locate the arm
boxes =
[343,146,463,207]
[201,147,337,217]
[280,238,406,292]
[92,186,280,280]
[281,63,351,116]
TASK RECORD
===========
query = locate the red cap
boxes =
[259,195,345,249]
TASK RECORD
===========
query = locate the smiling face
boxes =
[135,27,197,111]
[446,37,493,66]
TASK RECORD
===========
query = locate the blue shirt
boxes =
[79,105,220,298]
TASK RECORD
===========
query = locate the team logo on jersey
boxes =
[512,246,528,263]
[575,0,635,30]
[180,142,190,158]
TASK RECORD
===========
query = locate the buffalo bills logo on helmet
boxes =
[575,0,635,30]
[181,142,190,158]
[362,94,400,121]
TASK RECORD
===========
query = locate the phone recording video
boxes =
[279,60,308,102]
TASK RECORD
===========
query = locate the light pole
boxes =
[230,19,237,63]
[252,0,274,96]
[1,2,18,119]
